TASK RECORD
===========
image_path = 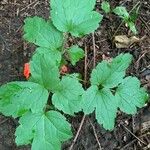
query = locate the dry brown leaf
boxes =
[114,35,140,48]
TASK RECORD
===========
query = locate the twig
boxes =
[139,17,150,36]
[135,51,147,70]
[120,132,150,150]
[121,139,137,150]
[20,0,38,12]
[88,118,102,150]
[112,21,124,39]
[0,118,9,125]
[9,2,22,6]
[69,42,88,150]
[84,43,88,87]
[92,33,96,68]
[69,115,86,150]
[121,124,147,145]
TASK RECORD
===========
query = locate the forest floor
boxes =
[0,0,150,150]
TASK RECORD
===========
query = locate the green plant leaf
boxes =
[0,82,48,117]
[23,16,63,50]
[15,111,72,150]
[82,53,148,130]
[51,0,103,37]
[82,86,117,130]
[67,45,84,65]
[115,76,149,114]
[127,21,137,34]
[130,5,140,22]
[30,48,61,92]
[101,1,111,13]
[52,76,84,115]
[113,6,129,20]
[32,47,62,66]
[91,53,132,88]
[113,6,138,34]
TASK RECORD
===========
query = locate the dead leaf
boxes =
[114,35,140,48]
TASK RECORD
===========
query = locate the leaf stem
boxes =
[61,33,68,54]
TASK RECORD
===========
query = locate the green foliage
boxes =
[0,82,48,118]
[51,0,103,37]
[15,111,72,150]
[115,76,148,114]
[0,0,149,149]
[130,5,140,23]
[113,6,129,20]
[101,1,111,13]
[113,6,137,34]
[24,16,63,50]
[29,48,61,92]
[67,45,84,65]
[127,21,137,34]
[82,53,148,130]
[82,86,117,130]
[100,1,139,34]
[91,53,132,88]
[52,76,84,115]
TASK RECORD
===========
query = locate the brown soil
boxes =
[0,0,150,150]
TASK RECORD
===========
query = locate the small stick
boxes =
[69,115,86,150]
[121,139,137,150]
[135,50,147,70]
[69,42,88,150]
[120,132,149,150]
[121,124,146,145]
[20,0,38,12]
[139,17,150,36]
[84,43,88,87]
[92,33,96,68]
[88,118,102,150]
[0,118,9,125]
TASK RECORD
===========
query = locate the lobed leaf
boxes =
[82,86,117,130]
[51,0,103,37]
[31,47,61,66]
[67,45,84,65]
[101,1,111,13]
[82,53,149,130]
[23,16,63,50]
[52,76,84,115]
[113,6,129,20]
[91,53,132,88]
[30,48,61,92]
[15,111,72,150]
[115,76,149,114]
[0,82,48,117]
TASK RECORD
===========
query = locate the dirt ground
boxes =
[0,0,150,150]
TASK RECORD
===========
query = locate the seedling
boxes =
[101,1,139,34]
[113,6,138,34]
[0,0,148,150]
[82,53,148,130]
[101,1,111,14]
